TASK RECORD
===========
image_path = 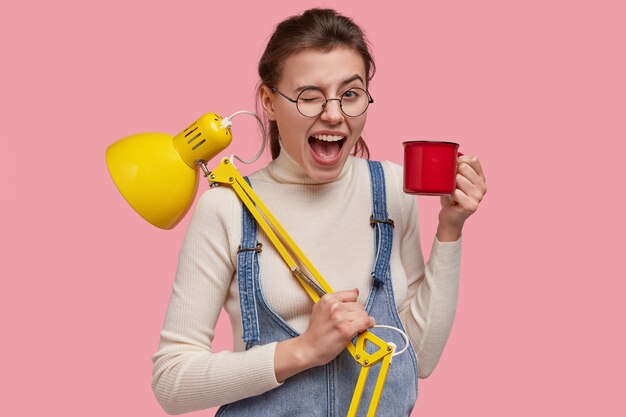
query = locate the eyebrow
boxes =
[294,74,365,93]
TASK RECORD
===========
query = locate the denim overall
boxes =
[216,161,419,417]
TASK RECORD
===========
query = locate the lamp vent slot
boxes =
[184,123,197,132]
[191,139,206,150]
[184,126,199,137]
[187,132,202,144]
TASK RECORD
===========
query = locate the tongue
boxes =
[310,138,341,160]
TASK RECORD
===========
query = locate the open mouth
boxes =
[308,134,346,163]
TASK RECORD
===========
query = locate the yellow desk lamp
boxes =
[106,111,408,416]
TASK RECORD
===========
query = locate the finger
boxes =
[451,188,479,215]
[326,301,365,318]
[457,155,485,180]
[457,162,481,185]
[327,289,360,303]
[333,309,370,323]
[349,316,377,335]
[339,301,368,312]
[455,174,485,203]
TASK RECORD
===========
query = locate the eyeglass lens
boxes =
[297,88,370,117]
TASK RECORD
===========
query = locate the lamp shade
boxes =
[106,132,198,229]
[105,113,233,229]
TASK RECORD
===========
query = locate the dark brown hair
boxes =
[257,8,376,159]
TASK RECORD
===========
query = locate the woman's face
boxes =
[260,47,368,182]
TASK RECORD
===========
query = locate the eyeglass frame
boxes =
[270,86,374,118]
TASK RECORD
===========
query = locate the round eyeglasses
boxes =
[271,87,374,118]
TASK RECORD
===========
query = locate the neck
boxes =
[267,148,354,185]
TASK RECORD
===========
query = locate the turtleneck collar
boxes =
[266,147,354,185]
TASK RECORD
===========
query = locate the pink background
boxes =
[2,0,625,415]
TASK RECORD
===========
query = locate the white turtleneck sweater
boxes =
[151,151,462,415]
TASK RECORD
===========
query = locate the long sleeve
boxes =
[151,187,282,415]
[151,155,463,413]
[386,163,463,378]
[405,236,461,378]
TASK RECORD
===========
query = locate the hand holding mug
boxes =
[437,154,487,239]
[403,141,487,241]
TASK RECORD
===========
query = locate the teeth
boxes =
[312,135,344,142]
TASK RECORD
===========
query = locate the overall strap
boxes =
[367,161,394,286]
[237,176,261,345]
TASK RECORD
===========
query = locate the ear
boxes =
[259,85,276,121]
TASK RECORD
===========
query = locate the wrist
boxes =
[436,222,463,242]
[274,336,316,382]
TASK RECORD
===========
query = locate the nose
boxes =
[320,98,344,124]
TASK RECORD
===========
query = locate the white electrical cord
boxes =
[220,110,267,165]
[372,325,410,357]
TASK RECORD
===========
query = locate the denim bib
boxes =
[216,161,419,417]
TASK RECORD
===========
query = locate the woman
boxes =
[152,8,486,416]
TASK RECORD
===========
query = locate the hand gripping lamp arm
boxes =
[105,111,404,417]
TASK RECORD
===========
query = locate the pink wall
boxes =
[2,0,624,415]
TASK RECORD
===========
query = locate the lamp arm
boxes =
[232,177,326,300]
[208,157,326,300]
[207,157,394,417]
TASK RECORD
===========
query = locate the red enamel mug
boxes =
[403,140,462,195]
